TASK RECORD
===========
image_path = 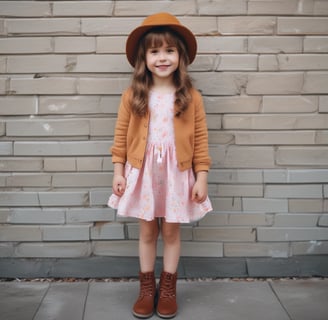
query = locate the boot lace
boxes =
[159,275,176,298]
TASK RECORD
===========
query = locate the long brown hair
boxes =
[129,27,193,117]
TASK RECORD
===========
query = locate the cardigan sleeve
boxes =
[111,89,131,164]
[192,90,211,172]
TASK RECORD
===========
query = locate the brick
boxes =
[0,77,7,94]
[206,115,222,130]
[274,214,320,227]
[248,36,302,53]
[179,16,218,36]
[262,96,318,113]
[90,118,115,136]
[52,173,111,187]
[209,131,233,144]
[89,189,109,206]
[6,18,81,35]
[218,17,276,35]
[7,119,90,137]
[0,192,40,206]
[199,36,246,55]
[288,169,328,183]
[228,213,273,226]
[0,142,12,155]
[211,197,242,212]
[194,72,244,95]
[91,222,124,240]
[243,198,288,213]
[42,225,91,241]
[198,0,246,15]
[14,141,110,156]
[0,121,5,136]
[289,199,324,213]
[246,72,303,95]
[82,17,141,35]
[54,37,96,53]
[217,184,263,197]
[78,77,130,94]
[0,56,5,73]
[181,241,223,257]
[44,158,76,172]
[318,215,328,227]
[292,241,328,255]
[76,157,104,171]
[258,227,328,241]
[7,208,65,225]
[10,77,77,95]
[114,1,196,15]
[39,96,120,114]
[193,227,256,242]
[221,146,275,168]
[303,72,328,94]
[217,54,258,71]
[224,242,290,257]
[316,131,328,144]
[6,173,52,187]
[224,114,328,129]
[278,17,328,35]
[248,0,313,15]
[38,191,89,206]
[208,169,263,184]
[0,96,37,115]
[15,242,92,258]
[0,37,52,54]
[190,55,216,72]
[204,96,261,113]
[0,173,7,186]
[325,185,328,198]
[265,184,322,199]
[66,208,115,223]
[53,1,114,16]
[93,240,138,256]
[319,96,328,113]
[0,157,43,172]
[96,36,125,53]
[198,213,229,226]
[258,55,278,71]
[314,1,328,14]
[276,147,328,166]
[276,54,328,71]
[0,1,51,17]
[304,36,328,53]
[0,243,15,257]
[0,226,42,241]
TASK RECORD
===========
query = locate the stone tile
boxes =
[0,282,49,320]
[34,282,88,320]
[271,279,328,320]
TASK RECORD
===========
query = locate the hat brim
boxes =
[126,24,197,67]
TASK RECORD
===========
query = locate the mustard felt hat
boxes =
[126,12,197,67]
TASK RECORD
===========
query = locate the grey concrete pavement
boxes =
[0,278,327,320]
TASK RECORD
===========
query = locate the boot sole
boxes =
[156,310,177,319]
[132,311,154,319]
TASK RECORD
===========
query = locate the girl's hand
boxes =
[112,175,126,196]
[191,171,208,203]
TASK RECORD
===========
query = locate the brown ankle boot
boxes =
[133,271,156,319]
[156,271,178,319]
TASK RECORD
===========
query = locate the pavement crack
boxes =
[268,281,293,320]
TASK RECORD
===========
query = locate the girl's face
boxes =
[145,41,179,83]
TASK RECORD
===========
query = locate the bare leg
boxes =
[161,219,181,274]
[139,219,160,272]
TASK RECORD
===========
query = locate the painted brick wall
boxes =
[0,0,328,261]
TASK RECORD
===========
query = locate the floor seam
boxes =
[268,281,293,320]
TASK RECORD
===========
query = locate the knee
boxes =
[161,225,180,245]
[140,224,159,243]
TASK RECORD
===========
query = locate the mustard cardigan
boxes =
[111,87,211,173]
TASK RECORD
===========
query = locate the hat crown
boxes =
[142,12,181,27]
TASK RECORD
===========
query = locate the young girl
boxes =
[108,12,212,319]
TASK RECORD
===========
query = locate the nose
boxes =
[159,51,166,60]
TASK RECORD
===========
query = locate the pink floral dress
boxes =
[108,91,212,223]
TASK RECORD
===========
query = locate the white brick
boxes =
[278,17,328,35]
[76,157,103,171]
[91,222,124,240]
[204,96,261,113]
[78,77,130,95]
[318,215,328,227]
[194,227,256,241]
[0,37,52,54]
[208,169,263,184]
[262,96,318,113]
[198,213,229,226]
[0,96,37,115]
[6,18,81,35]
[288,169,328,183]
[258,227,328,241]
[274,214,320,227]
[217,55,258,71]
[303,72,328,94]
[55,37,96,53]
[292,241,328,255]
[15,242,92,258]
[319,96,328,113]
[6,173,52,187]
[90,118,115,136]
[289,199,324,213]
[197,36,247,54]
[224,242,289,257]
[248,0,313,15]
[53,1,114,16]
[228,213,273,226]
[44,158,76,172]
[96,36,125,53]
[243,198,288,213]
[0,142,12,155]
[265,184,322,199]
[0,157,43,172]
[211,197,242,212]
[219,17,276,35]
[66,208,115,223]
[277,54,328,71]
[181,241,223,257]
[304,36,328,53]
[276,147,328,166]
[0,226,42,241]
[0,1,51,17]
[93,240,138,257]
[52,173,111,187]
[38,191,88,206]
[198,0,247,15]
[8,208,65,224]
[248,36,302,53]
[0,192,39,206]
[217,184,263,197]
[42,225,91,241]
[0,243,15,257]
[89,189,109,206]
